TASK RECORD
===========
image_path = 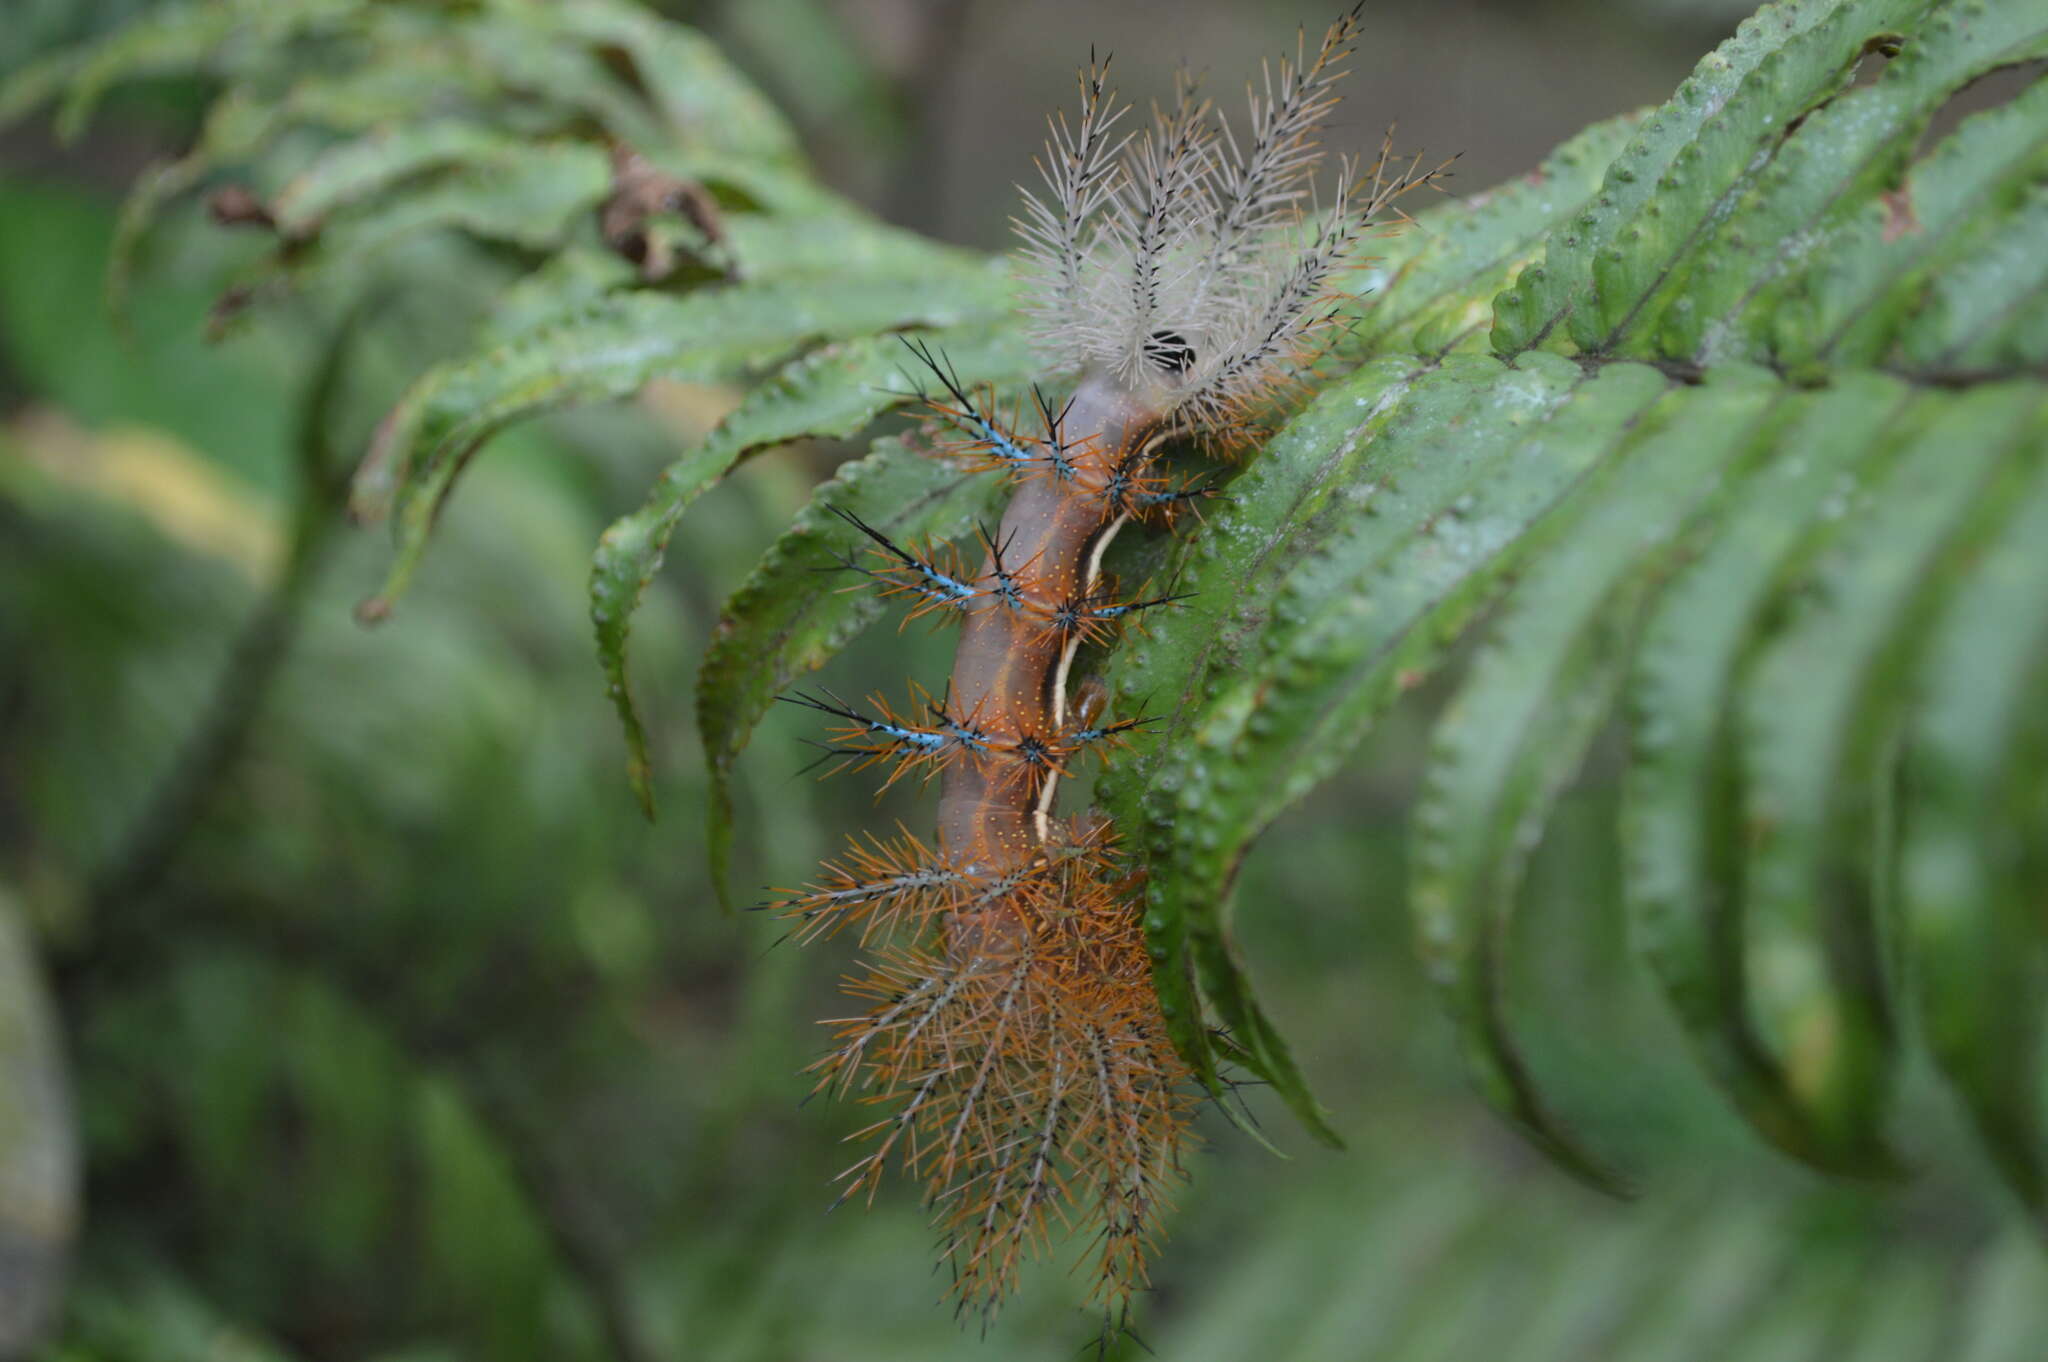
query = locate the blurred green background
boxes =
[2,2,2044,1359]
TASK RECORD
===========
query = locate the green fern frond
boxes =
[15,0,2046,1262]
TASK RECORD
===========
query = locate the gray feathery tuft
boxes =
[1012,5,1439,435]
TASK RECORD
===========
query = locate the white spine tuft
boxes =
[1013,5,1445,432]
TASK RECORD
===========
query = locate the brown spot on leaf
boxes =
[600,144,729,282]
[207,184,274,230]
[204,284,255,340]
[1880,186,1920,243]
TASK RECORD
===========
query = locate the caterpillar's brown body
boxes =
[770,4,1438,1322]
[937,374,1165,956]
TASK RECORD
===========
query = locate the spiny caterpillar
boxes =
[767,5,1439,1323]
